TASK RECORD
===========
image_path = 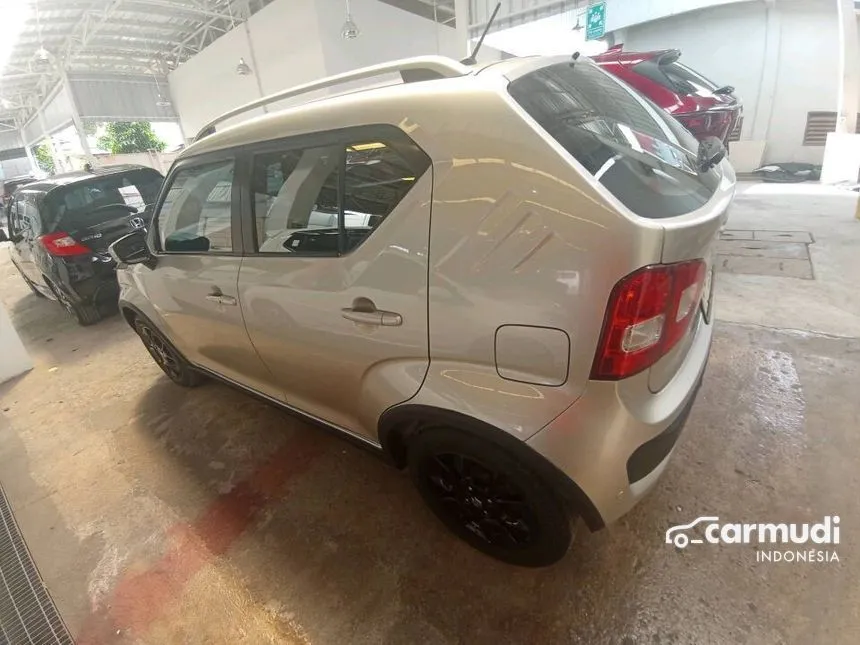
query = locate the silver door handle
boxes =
[206,294,237,306]
[341,308,402,326]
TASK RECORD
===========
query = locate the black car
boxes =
[0,165,163,325]
[1,174,37,226]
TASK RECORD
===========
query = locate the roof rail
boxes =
[194,55,471,142]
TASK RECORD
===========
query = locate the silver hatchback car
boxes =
[111,54,735,566]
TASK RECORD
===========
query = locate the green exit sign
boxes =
[586,1,606,41]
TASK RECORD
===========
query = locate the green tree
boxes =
[32,143,55,174]
[97,121,166,154]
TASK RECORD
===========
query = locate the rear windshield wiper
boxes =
[714,85,735,95]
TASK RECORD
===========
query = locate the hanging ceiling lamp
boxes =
[341,0,360,40]
[32,1,53,69]
[236,57,252,75]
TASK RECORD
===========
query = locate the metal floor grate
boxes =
[0,483,73,645]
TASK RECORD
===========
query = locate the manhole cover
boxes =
[717,230,814,279]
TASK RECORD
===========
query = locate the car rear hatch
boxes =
[634,50,741,142]
[43,168,162,256]
[63,210,148,255]
[506,57,735,391]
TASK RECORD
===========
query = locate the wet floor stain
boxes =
[752,349,805,443]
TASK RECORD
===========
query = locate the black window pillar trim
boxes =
[337,146,347,256]
[235,151,256,256]
[231,154,246,254]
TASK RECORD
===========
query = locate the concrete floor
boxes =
[1,182,859,645]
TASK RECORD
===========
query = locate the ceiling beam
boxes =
[124,0,235,20]
[38,0,234,21]
[167,12,235,59]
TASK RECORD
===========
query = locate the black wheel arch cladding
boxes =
[378,404,605,531]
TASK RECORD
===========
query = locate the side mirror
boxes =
[697,136,727,172]
[109,230,154,267]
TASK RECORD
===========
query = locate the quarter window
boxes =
[18,195,42,239]
[342,140,420,245]
[157,159,234,253]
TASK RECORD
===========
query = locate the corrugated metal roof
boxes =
[0,0,277,128]
[0,0,456,132]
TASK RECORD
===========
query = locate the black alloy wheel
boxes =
[133,319,202,387]
[409,428,572,567]
[425,452,537,549]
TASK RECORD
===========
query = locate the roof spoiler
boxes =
[194,56,470,142]
[655,49,682,66]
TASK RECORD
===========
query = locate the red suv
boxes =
[593,46,741,146]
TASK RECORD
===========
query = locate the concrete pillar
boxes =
[750,0,781,143]
[23,139,38,175]
[835,0,859,134]
[62,72,97,167]
[36,110,64,174]
[455,0,471,58]
[821,0,860,184]
[0,300,32,384]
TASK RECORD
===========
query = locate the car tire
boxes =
[133,318,204,388]
[47,280,101,326]
[408,427,572,567]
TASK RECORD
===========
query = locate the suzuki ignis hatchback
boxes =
[111,55,734,566]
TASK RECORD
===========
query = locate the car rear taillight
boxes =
[676,111,733,140]
[39,232,91,257]
[591,260,707,381]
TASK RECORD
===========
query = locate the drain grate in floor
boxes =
[0,483,73,645]
[717,230,815,279]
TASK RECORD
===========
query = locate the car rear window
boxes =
[633,56,721,97]
[508,61,721,219]
[44,169,163,230]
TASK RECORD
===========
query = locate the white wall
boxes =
[1,157,32,178]
[21,86,74,146]
[168,0,326,138]
[766,0,839,163]
[93,151,180,175]
[168,0,500,138]
[470,0,752,32]
[604,0,753,31]
[316,0,461,75]
[618,1,767,142]
[617,0,840,165]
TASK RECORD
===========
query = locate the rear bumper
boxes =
[526,312,713,527]
[58,255,119,305]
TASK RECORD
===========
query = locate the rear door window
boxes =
[248,131,430,256]
[508,61,721,219]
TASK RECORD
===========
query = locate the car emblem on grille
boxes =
[130,217,145,229]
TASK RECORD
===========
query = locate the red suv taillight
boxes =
[591,260,707,381]
[39,232,91,257]
[676,111,733,141]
